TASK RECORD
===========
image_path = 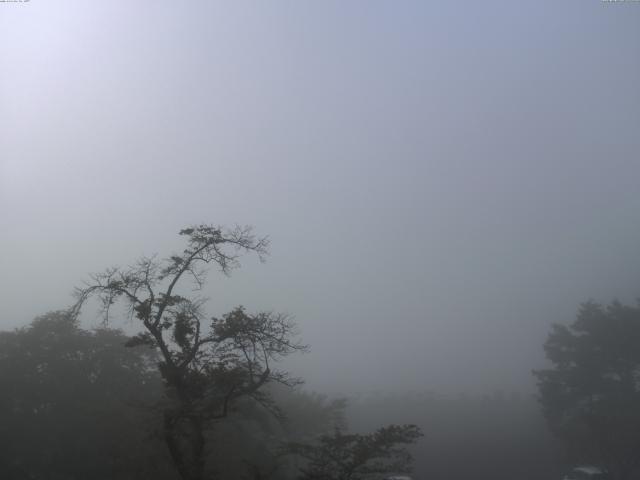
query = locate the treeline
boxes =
[0,312,341,479]
[0,312,170,479]
[0,311,563,480]
[0,312,416,480]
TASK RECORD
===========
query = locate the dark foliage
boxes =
[0,311,172,479]
[0,311,350,480]
[534,300,640,480]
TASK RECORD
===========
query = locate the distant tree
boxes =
[71,225,307,480]
[0,311,172,479]
[533,300,640,480]
[287,424,423,480]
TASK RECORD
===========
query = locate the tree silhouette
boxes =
[534,300,640,480]
[72,224,307,480]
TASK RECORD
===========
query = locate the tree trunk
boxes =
[164,409,206,480]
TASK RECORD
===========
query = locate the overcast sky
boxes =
[1,1,639,395]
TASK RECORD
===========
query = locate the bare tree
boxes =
[71,224,307,480]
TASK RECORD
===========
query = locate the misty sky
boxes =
[1,1,639,395]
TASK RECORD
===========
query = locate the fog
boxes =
[1,0,639,402]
